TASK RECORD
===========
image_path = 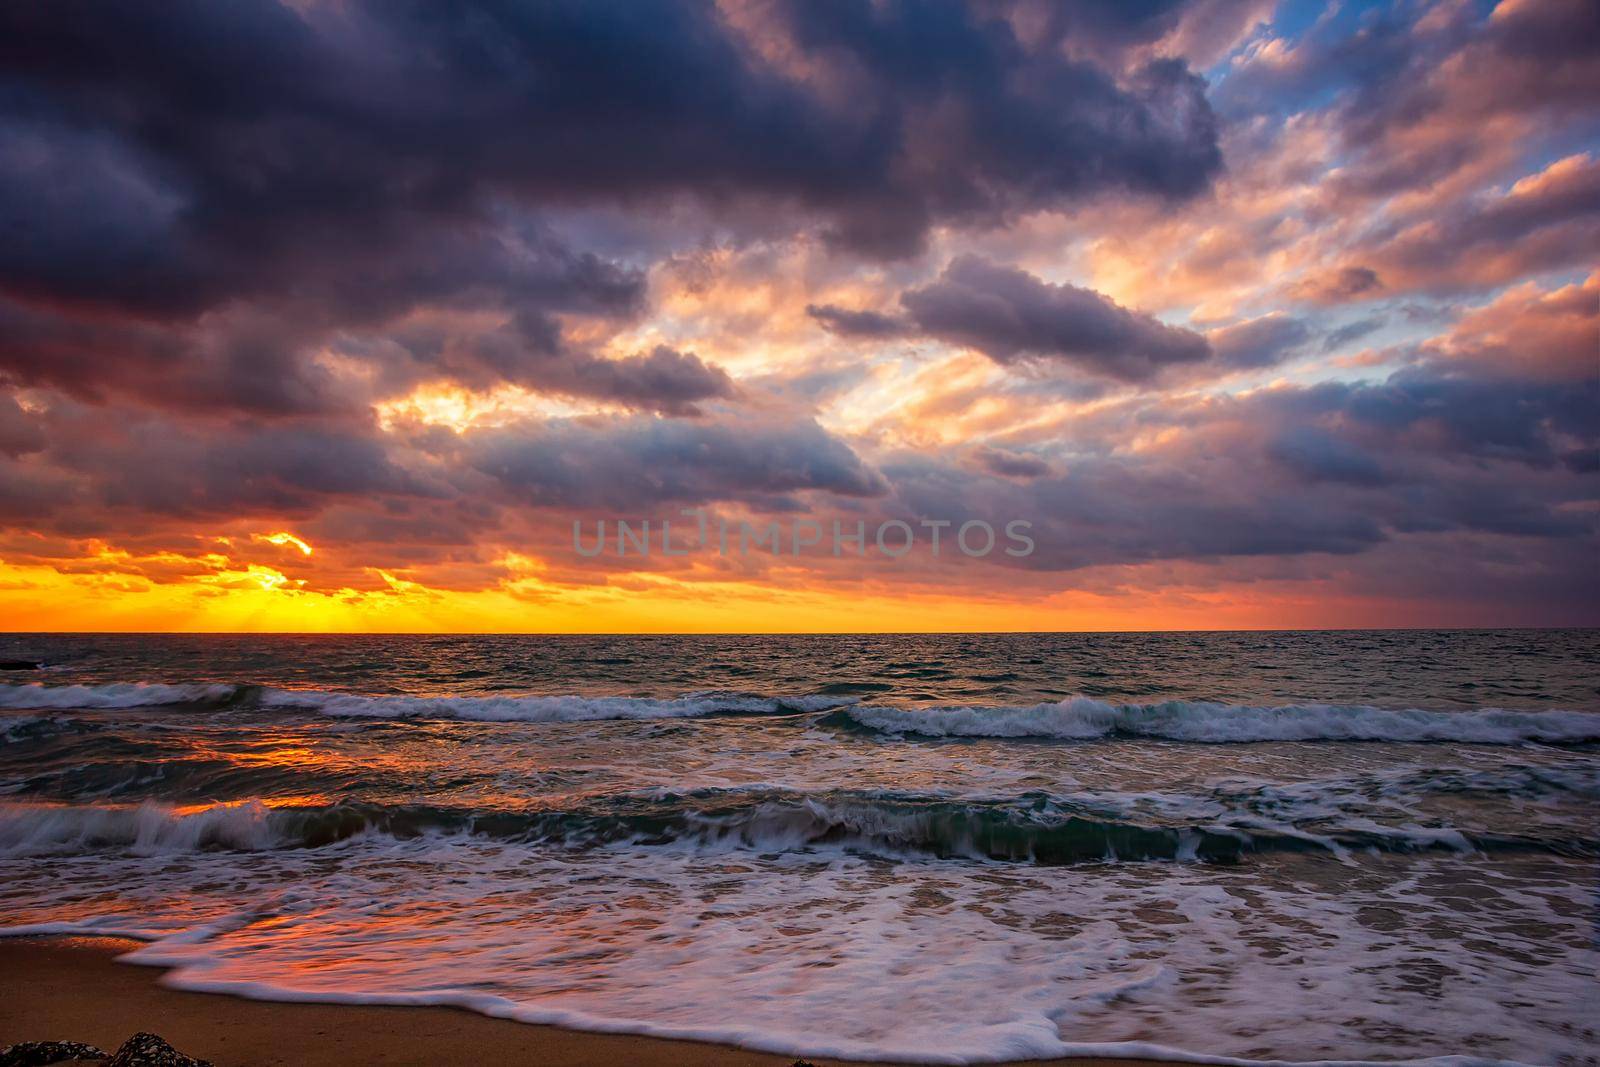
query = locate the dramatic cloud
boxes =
[970,445,1053,480]
[900,256,1212,380]
[12,411,431,528]
[397,324,738,415]
[0,0,1595,630]
[1207,313,1311,368]
[0,0,1222,301]
[1293,267,1384,305]
[0,393,45,458]
[875,352,1597,575]
[0,0,1230,425]
[1420,272,1599,383]
[805,304,909,339]
[1337,153,1600,297]
[465,413,889,511]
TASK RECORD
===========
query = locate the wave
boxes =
[0,682,850,721]
[833,697,1600,744]
[4,789,1589,863]
[0,681,239,709]
[1,713,102,743]
[0,799,286,854]
[5,681,1595,743]
[257,688,850,721]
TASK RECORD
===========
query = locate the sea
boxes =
[0,630,1596,1065]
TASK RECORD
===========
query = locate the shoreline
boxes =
[0,936,1184,1067]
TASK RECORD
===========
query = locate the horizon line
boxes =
[3,625,1594,638]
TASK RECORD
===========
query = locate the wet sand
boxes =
[0,937,1180,1067]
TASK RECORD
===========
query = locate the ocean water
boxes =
[1,630,1597,1065]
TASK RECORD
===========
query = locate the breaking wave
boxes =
[3,787,1590,863]
[0,682,240,709]
[0,682,850,721]
[834,696,1600,744]
[258,689,850,721]
[4,681,1595,744]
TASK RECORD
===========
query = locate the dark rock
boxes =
[0,660,42,670]
[104,1035,211,1067]
[0,1041,107,1066]
[789,1062,819,1067]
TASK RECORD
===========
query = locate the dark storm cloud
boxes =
[0,115,188,311]
[899,256,1211,380]
[0,0,1225,416]
[805,305,910,339]
[1240,370,1600,477]
[0,392,45,458]
[540,347,737,417]
[69,422,430,521]
[1265,427,1388,487]
[1200,368,1600,535]
[465,414,889,511]
[769,1,1221,253]
[1325,370,1600,470]
[0,0,1222,310]
[0,298,355,416]
[392,315,736,415]
[0,231,656,416]
[0,399,443,535]
[0,92,646,329]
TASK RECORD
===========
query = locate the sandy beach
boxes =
[0,937,1180,1067]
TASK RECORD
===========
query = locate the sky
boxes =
[0,0,1596,633]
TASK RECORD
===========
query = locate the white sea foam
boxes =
[0,835,1589,1064]
[0,681,849,721]
[842,697,1600,744]
[3,638,1594,1065]
[0,800,284,855]
[259,688,848,721]
[0,681,237,709]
